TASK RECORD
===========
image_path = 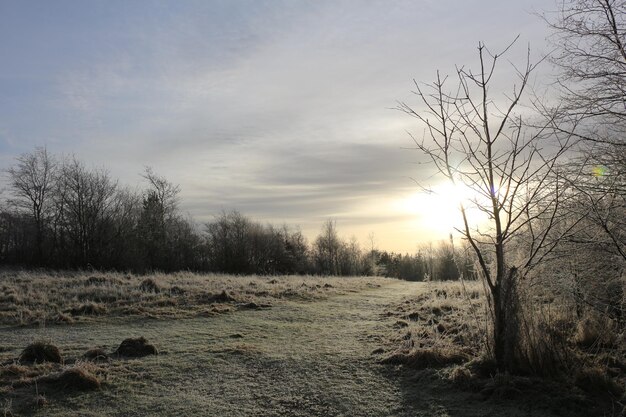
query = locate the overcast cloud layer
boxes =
[0,0,553,252]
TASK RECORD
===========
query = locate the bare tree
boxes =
[544,1,626,256]
[398,41,575,372]
[142,167,180,219]
[7,147,56,263]
[57,157,118,266]
[545,0,626,144]
[314,220,341,275]
[544,1,626,332]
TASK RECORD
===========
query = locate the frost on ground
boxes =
[0,274,620,416]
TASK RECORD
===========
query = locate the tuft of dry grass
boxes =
[35,363,101,391]
[83,348,109,362]
[68,302,107,316]
[465,356,498,378]
[139,278,161,293]
[447,365,475,388]
[114,337,158,357]
[1,364,30,381]
[575,366,624,398]
[380,279,625,417]
[18,342,62,364]
[574,315,618,349]
[383,281,488,362]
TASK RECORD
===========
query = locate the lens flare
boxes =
[592,165,607,177]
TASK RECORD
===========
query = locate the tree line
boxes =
[0,151,470,279]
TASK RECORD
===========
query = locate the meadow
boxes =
[0,270,623,416]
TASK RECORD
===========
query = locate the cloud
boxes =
[0,0,553,251]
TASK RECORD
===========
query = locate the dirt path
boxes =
[2,280,558,417]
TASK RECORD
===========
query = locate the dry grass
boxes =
[383,280,488,357]
[381,279,626,415]
[83,348,109,362]
[575,366,625,398]
[35,364,102,391]
[114,337,158,357]
[380,347,469,369]
[0,278,619,417]
[18,342,62,364]
[0,268,390,326]
[0,338,149,414]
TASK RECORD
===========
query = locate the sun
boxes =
[395,181,489,239]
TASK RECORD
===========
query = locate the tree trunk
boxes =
[492,266,519,373]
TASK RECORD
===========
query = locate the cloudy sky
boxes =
[0,0,554,252]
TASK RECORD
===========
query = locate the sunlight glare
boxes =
[395,181,489,239]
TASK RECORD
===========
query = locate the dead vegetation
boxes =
[380,280,626,415]
[114,337,158,357]
[35,365,101,391]
[18,342,62,364]
[0,337,159,414]
[83,348,108,362]
[0,269,390,326]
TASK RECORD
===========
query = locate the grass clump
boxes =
[68,302,106,316]
[575,366,624,398]
[84,276,107,286]
[447,365,475,388]
[573,316,616,348]
[1,364,30,380]
[37,365,101,391]
[213,290,237,303]
[83,348,109,362]
[114,337,158,357]
[139,278,161,293]
[18,342,62,364]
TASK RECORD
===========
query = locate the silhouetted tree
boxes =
[398,40,575,372]
[434,240,459,281]
[313,220,341,275]
[6,147,56,264]
[56,158,118,267]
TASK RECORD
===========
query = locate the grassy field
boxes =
[0,270,384,326]
[0,271,623,416]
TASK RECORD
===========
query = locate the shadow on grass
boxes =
[377,364,618,417]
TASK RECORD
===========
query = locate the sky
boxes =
[0,0,554,253]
